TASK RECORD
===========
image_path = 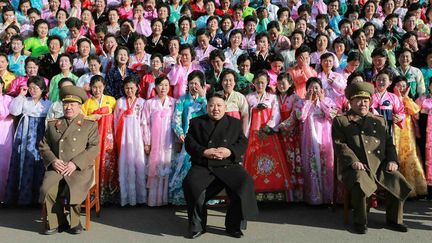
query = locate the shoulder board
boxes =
[46,118,58,123]
[83,116,97,121]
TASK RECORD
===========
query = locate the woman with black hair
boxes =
[5,75,51,205]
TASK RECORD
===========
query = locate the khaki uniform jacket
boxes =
[39,114,100,205]
[332,110,412,201]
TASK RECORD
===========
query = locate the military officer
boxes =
[332,82,413,234]
[39,86,99,235]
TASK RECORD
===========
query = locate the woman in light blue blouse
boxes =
[49,8,70,40]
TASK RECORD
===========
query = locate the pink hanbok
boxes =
[133,18,152,37]
[194,45,217,63]
[114,97,147,206]
[317,71,346,102]
[7,76,49,97]
[297,98,337,205]
[167,63,202,99]
[371,91,405,134]
[0,94,13,202]
[143,96,176,206]
[416,95,432,185]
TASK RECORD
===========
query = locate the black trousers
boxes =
[185,175,244,232]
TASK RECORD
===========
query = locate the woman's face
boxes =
[59,56,71,71]
[56,10,67,23]
[291,34,303,49]
[254,75,268,93]
[277,78,291,94]
[372,56,386,69]
[346,60,360,72]
[270,61,283,73]
[365,3,376,16]
[321,56,334,71]
[188,77,203,95]
[168,40,179,55]
[158,7,169,20]
[307,81,321,93]
[197,35,210,49]
[221,18,232,32]
[221,0,230,9]
[398,51,412,67]
[0,56,8,71]
[134,38,145,54]
[394,81,408,95]
[105,37,118,52]
[356,32,367,46]
[79,41,91,57]
[296,19,307,33]
[238,60,251,74]
[28,82,42,99]
[49,39,61,54]
[316,36,328,51]
[26,61,39,76]
[207,19,219,32]
[89,59,101,73]
[375,73,391,92]
[11,39,23,54]
[230,33,242,48]
[49,0,60,10]
[268,27,280,42]
[5,28,17,41]
[365,26,375,39]
[81,10,93,24]
[155,79,170,97]
[69,27,80,38]
[211,57,224,73]
[91,81,105,98]
[222,73,236,93]
[151,57,162,70]
[404,16,416,31]
[116,49,129,65]
[384,0,395,14]
[134,5,144,18]
[278,11,289,22]
[234,9,242,20]
[180,49,192,65]
[334,42,345,56]
[108,10,119,24]
[245,21,257,34]
[124,82,137,98]
[3,11,15,23]
[37,23,49,38]
[95,0,105,11]
[205,2,216,14]
[180,20,190,33]
[256,37,269,52]
[20,2,31,15]
[152,21,163,35]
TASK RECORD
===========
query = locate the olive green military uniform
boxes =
[332,82,413,226]
[39,86,99,229]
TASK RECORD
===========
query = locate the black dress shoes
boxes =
[225,229,244,238]
[186,230,206,239]
[353,224,368,234]
[43,224,70,235]
[387,221,408,232]
[68,223,83,234]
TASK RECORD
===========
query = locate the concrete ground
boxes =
[0,201,431,243]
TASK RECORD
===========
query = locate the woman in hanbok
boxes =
[297,77,337,205]
[224,29,246,72]
[5,76,51,205]
[220,69,249,133]
[46,78,75,119]
[49,54,79,102]
[168,44,202,99]
[244,71,292,202]
[7,57,49,97]
[128,35,151,79]
[170,70,207,205]
[0,79,14,202]
[371,69,405,135]
[72,38,92,77]
[139,53,165,100]
[316,53,347,102]
[275,73,303,202]
[82,75,119,204]
[391,76,428,197]
[194,29,216,72]
[416,83,432,196]
[143,76,176,206]
[114,76,147,206]
[396,49,426,99]
[106,46,138,99]
[178,16,196,45]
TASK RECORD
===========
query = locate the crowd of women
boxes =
[0,0,432,208]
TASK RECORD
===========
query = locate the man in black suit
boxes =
[183,93,258,239]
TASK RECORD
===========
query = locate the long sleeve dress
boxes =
[0,94,14,202]
[244,92,292,202]
[114,97,147,206]
[416,95,432,186]
[393,96,428,197]
[297,97,337,205]
[276,93,304,202]
[82,95,119,204]
[170,93,207,205]
[142,96,176,206]
[5,95,51,205]
[371,91,406,136]
[167,63,202,99]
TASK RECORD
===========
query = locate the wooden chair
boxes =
[42,155,101,231]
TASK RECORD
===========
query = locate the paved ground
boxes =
[0,201,431,243]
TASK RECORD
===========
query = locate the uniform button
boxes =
[377,150,380,154]
[60,139,64,142]
[60,150,63,153]
[375,140,378,143]
[367,151,371,154]
[73,138,77,141]
[72,149,76,152]
[78,128,81,131]
[361,131,365,134]
[365,140,368,143]
[209,140,212,144]
[373,130,376,133]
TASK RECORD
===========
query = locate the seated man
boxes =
[182,93,259,239]
[332,82,413,234]
[39,86,99,235]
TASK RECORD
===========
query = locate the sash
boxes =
[115,98,137,154]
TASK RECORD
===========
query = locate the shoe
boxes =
[42,227,58,235]
[68,223,83,234]
[225,229,244,238]
[353,224,368,234]
[186,230,206,239]
[387,221,408,232]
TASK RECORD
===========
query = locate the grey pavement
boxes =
[0,201,431,243]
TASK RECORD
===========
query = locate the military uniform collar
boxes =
[346,110,373,124]
[57,114,84,128]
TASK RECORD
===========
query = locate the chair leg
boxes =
[95,194,101,217]
[85,196,91,231]
[343,187,351,225]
